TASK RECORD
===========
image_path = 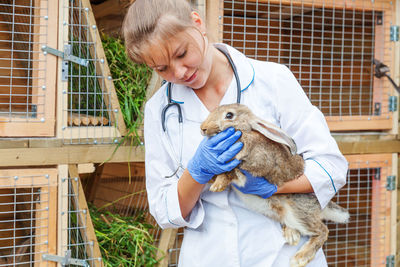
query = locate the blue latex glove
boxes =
[187,127,243,184]
[233,169,277,199]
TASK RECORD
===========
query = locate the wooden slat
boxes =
[326,116,393,131]
[0,145,145,166]
[81,0,128,136]
[68,164,104,267]
[0,139,399,167]
[244,0,391,11]
[0,168,57,188]
[56,0,68,140]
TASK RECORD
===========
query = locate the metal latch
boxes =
[41,45,89,66]
[386,255,395,267]
[386,176,396,191]
[391,26,399,42]
[42,45,89,81]
[43,250,89,266]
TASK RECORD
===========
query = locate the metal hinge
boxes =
[31,104,37,118]
[374,102,381,115]
[391,25,399,42]
[43,250,89,266]
[41,45,89,81]
[386,176,396,191]
[374,169,381,180]
[389,96,398,112]
[386,255,395,267]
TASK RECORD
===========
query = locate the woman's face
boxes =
[143,28,212,90]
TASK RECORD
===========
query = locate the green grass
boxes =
[89,204,162,267]
[102,33,152,144]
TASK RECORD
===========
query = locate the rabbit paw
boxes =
[283,226,301,246]
[210,181,227,192]
[209,174,230,192]
[290,255,310,267]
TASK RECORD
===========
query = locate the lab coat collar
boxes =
[166,44,255,122]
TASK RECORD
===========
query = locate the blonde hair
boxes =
[123,0,197,64]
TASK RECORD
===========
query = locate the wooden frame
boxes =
[0,0,58,137]
[325,154,396,266]
[56,0,126,141]
[0,168,57,266]
[210,0,397,132]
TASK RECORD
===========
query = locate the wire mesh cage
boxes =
[220,0,396,131]
[0,168,57,266]
[324,154,396,267]
[88,162,162,242]
[86,162,176,265]
[58,165,102,267]
[0,0,57,136]
[58,0,126,144]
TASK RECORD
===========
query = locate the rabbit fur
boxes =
[200,103,349,267]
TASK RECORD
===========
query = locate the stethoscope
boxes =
[161,46,242,178]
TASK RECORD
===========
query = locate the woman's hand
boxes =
[187,127,243,184]
[233,169,277,199]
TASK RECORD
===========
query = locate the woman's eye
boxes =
[225,112,234,119]
[156,66,167,72]
[177,50,186,58]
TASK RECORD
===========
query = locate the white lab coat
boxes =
[144,44,348,267]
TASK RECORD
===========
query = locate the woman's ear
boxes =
[191,11,206,33]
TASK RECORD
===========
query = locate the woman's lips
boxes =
[185,71,197,83]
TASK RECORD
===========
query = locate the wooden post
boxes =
[58,165,69,267]
[206,0,223,43]
[390,154,397,262]
[68,164,104,267]
[156,228,179,267]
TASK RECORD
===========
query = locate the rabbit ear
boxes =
[250,119,297,155]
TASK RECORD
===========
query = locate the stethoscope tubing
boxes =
[161,46,242,129]
[160,46,242,178]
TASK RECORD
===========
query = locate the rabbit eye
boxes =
[225,112,234,119]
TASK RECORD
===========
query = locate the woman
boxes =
[123,0,348,266]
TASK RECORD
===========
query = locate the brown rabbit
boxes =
[200,103,349,267]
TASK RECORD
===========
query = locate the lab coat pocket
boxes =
[178,227,203,267]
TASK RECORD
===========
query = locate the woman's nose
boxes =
[171,63,187,81]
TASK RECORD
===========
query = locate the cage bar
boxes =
[219,0,396,131]
[0,0,57,136]
[58,0,126,145]
[58,164,103,267]
[324,154,395,267]
[0,168,57,266]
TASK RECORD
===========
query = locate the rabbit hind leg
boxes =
[289,223,329,267]
[282,225,301,246]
